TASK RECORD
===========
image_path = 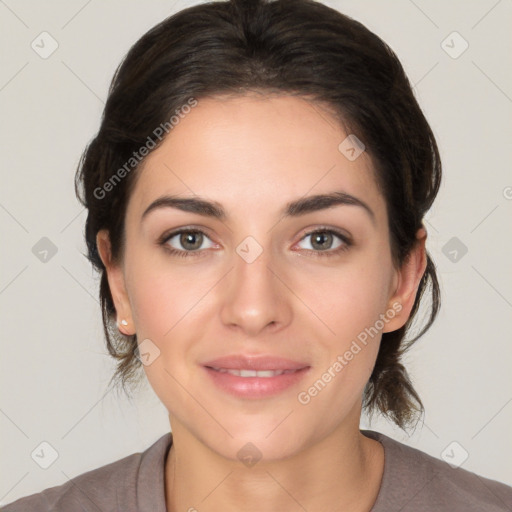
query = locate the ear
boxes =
[96,229,135,335]
[383,227,427,333]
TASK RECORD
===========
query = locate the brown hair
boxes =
[75,0,441,430]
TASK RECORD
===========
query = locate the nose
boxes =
[219,243,293,337]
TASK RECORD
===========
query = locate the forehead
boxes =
[127,94,387,225]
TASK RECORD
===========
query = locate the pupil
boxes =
[312,232,331,250]
[181,232,202,250]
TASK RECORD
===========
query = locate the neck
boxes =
[164,418,384,512]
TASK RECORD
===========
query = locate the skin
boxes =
[97,93,427,512]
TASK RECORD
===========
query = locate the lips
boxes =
[202,354,309,372]
[201,354,310,398]
[209,368,299,377]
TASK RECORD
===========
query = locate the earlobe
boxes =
[96,230,135,335]
[383,228,428,333]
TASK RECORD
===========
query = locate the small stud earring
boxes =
[120,319,128,326]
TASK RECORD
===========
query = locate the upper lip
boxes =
[202,354,309,371]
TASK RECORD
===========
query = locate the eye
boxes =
[160,228,215,258]
[158,226,352,259]
[296,228,351,257]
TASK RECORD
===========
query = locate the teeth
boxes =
[212,368,295,377]
[236,369,283,377]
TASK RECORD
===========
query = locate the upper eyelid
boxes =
[160,225,215,241]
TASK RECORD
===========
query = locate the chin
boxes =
[195,416,312,464]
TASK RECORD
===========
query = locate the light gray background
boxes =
[1,0,511,505]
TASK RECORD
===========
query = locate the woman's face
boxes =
[100,94,417,461]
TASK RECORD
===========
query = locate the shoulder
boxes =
[1,433,172,512]
[362,429,512,512]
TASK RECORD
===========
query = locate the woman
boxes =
[4,0,511,510]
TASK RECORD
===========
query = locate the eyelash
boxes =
[158,227,352,259]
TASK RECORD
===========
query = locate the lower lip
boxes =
[203,366,310,399]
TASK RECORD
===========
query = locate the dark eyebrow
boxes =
[141,191,375,224]
[285,192,375,223]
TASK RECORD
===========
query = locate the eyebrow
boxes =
[141,191,375,224]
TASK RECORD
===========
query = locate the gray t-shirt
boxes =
[2,429,511,511]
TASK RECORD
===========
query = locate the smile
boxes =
[203,365,310,399]
[209,367,300,377]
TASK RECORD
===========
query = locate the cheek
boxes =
[128,275,176,340]
[296,248,394,394]
[124,256,221,393]
[303,253,394,339]
[125,247,211,339]
[296,280,387,424]
[125,261,210,415]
